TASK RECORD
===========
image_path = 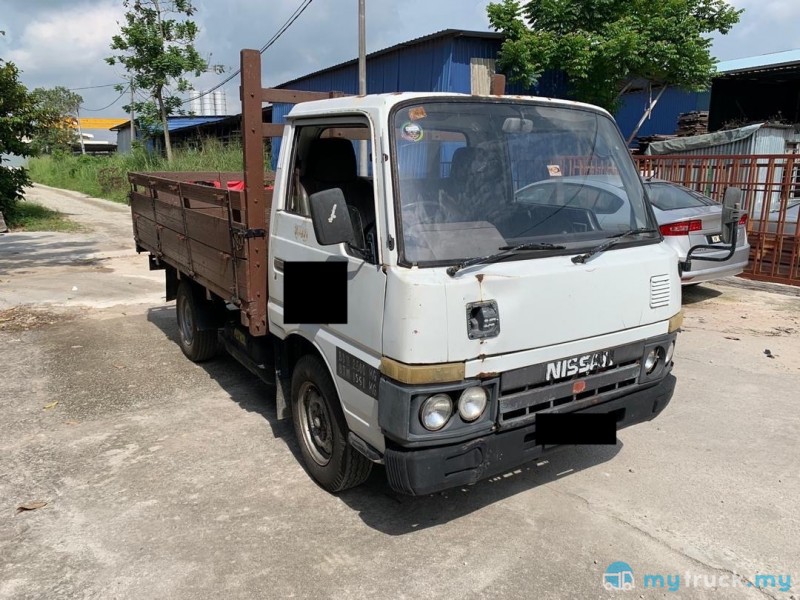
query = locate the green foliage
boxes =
[5,200,85,232]
[487,0,743,111]
[28,138,248,204]
[0,53,37,216]
[106,0,207,161]
[29,86,84,154]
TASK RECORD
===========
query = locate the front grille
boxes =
[498,362,640,428]
[650,274,671,308]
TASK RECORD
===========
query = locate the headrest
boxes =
[450,147,476,179]
[305,137,357,183]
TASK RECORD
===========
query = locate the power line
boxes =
[69,82,125,91]
[81,85,130,112]
[181,0,314,105]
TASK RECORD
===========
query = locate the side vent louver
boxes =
[650,275,671,308]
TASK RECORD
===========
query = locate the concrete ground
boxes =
[1,185,798,600]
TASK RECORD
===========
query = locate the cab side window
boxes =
[288,125,378,263]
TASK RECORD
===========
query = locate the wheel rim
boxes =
[298,382,334,466]
[177,294,194,347]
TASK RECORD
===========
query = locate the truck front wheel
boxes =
[291,355,372,492]
[175,280,219,362]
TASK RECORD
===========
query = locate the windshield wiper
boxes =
[571,228,658,265]
[446,243,566,277]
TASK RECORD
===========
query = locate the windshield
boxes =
[392,100,656,266]
[644,182,715,211]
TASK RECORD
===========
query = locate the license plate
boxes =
[545,350,614,382]
[707,233,722,244]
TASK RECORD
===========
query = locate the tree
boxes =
[487,0,742,115]
[29,86,84,154]
[106,0,207,162]
[0,52,38,217]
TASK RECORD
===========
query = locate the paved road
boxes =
[1,186,798,599]
[0,184,162,309]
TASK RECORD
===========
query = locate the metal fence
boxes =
[635,154,800,286]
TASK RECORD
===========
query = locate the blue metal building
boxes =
[614,49,800,142]
[269,29,567,167]
[615,88,710,141]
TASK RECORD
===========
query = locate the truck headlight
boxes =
[458,387,487,421]
[645,347,664,374]
[420,394,453,431]
[665,341,675,365]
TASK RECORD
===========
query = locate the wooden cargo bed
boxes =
[129,170,273,336]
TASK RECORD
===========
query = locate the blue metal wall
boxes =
[614,88,710,141]
[269,34,565,168]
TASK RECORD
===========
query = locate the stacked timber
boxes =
[676,111,709,137]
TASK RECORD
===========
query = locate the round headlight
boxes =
[420,394,453,431]
[458,387,488,422]
[665,341,675,365]
[645,347,664,374]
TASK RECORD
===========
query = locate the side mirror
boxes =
[720,187,743,244]
[308,188,356,246]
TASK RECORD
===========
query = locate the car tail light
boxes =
[659,219,702,236]
[739,213,748,226]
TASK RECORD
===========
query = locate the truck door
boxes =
[268,119,387,445]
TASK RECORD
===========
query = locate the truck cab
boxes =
[266,93,681,495]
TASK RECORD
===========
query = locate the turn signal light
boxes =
[659,219,702,236]
[739,214,748,226]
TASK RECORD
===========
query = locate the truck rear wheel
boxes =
[291,355,372,492]
[176,280,219,362]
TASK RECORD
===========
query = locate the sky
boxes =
[1,0,798,133]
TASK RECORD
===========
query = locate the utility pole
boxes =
[130,79,135,146]
[75,103,86,155]
[358,0,368,176]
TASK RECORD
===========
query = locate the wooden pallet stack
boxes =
[675,111,709,137]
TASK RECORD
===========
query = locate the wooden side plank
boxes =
[153,198,186,235]
[184,210,232,255]
[129,192,155,221]
[133,215,159,252]
[159,227,192,272]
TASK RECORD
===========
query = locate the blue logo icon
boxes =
[604,561,635,591]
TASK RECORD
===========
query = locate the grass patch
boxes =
[27,138,251,204]
[6,200,86,233]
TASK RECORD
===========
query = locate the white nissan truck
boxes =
[129,49,698,496]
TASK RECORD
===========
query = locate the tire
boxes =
[175,280,219,362]
[291,355,372,492]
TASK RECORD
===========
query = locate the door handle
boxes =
[274,258,284,273]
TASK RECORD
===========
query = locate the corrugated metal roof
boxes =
[276,29,500,89]
[717,49,800,75]
[110,115,232,132]
[166,116,231,132]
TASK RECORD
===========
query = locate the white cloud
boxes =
[7,1,124,74]
[0,0,794,117]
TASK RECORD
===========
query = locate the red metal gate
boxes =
[635,154,800,286]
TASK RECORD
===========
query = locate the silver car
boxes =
[514,176,749,285]
[643,180,750,285]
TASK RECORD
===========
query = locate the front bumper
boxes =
[384,374,676,496]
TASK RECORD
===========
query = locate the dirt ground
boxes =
[1,185,798,599]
